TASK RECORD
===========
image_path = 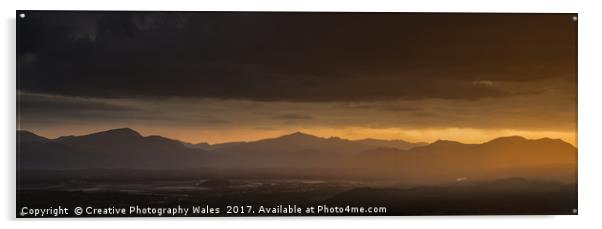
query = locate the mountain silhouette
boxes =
[347,135,577,183]
[203,131,426,156]
[18,128,214,169]
[16,128,577,183]
[17,130,49,143]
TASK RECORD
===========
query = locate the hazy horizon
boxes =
[17,126,577,147]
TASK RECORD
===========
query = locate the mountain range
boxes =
[16,128,577,183]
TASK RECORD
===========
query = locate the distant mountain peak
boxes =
[17,130,35,135]
[17,130,50,143]
[290,131,310,135]
[112,127,138,132]
[534,137,566,143]
[103,128,141,135]
[414,139,470,151]
[486,136,528,144]
[82,128,143,139]
[279,131,319,139]
[431,139,464,146]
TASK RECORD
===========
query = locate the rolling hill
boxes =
[16,128,577,183]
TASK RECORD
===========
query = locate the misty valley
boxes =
[16,128,578,216]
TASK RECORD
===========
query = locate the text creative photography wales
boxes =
[16,11,577,217]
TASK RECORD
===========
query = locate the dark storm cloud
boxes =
[17,93,137,123]
[18,93,134,113]
[17,92,232,125]
[17,12,576,102]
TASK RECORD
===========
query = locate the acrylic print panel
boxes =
[16,11,578,217]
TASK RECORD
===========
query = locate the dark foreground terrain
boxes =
[17,170,577,217]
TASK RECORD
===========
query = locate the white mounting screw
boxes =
[19,13,26,19]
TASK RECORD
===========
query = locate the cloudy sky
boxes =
[17,12,577,145]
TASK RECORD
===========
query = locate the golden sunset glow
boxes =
[23,125,577,147]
